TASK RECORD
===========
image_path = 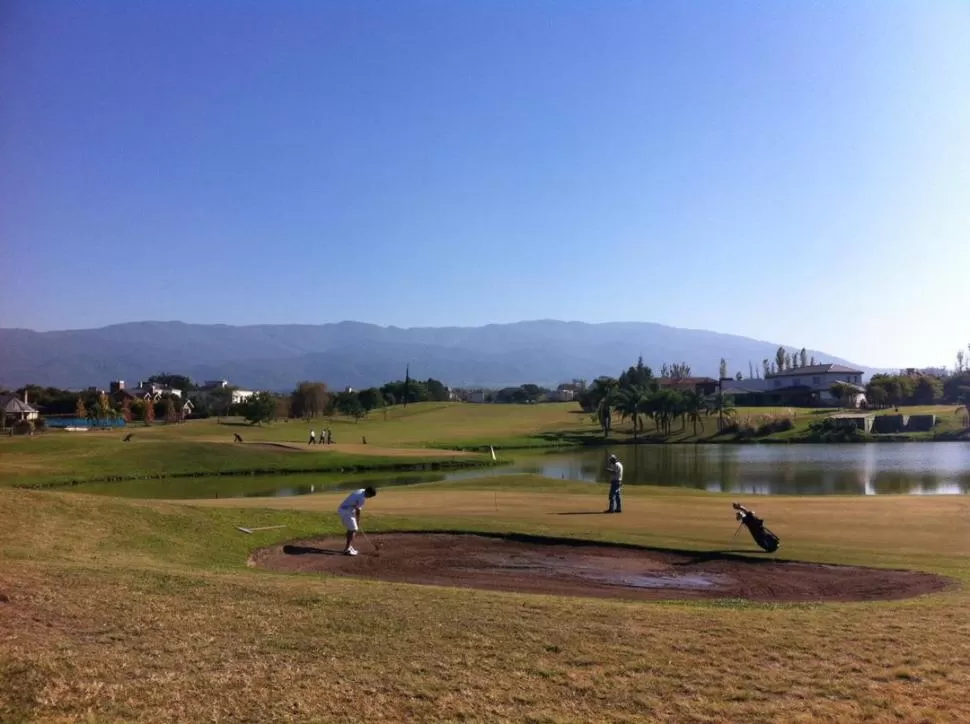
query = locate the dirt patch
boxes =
[243,442,473,457]
[250,533,953,603]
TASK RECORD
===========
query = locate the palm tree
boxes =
[616,384,652,441]
[682,389,708,436]
[955,388,970,428]
[650,388,682,437]
[595,388,620,438]
[709,392,736,432]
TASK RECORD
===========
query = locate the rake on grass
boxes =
[236,525,287,535]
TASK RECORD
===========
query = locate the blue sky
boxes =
[1,1,968,368]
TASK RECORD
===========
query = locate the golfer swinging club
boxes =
[337,486,377,556]
[605,454,623,513]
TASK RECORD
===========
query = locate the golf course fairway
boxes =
[2,475,969,722]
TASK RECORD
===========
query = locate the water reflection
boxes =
[69,442,970,499]
[502,443,970,495]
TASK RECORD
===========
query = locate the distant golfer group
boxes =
[308,429,333,445]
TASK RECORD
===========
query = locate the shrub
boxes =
[12,419,35,436]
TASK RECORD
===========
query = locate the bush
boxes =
[12,419,35,435]
[726,414,794,439]
[33,417,47,432]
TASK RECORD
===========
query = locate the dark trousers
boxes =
[608,481,622,512]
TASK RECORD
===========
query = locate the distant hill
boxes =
[0,320,882,391]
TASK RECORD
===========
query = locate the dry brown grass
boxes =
[2,482,970,722]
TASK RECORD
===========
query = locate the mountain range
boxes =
[0,320,881,392]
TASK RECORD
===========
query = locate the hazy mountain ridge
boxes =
[0,320,882,391]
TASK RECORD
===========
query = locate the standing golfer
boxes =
[605,454,623,513]
[308,429,316,445]
[337,486,377,556]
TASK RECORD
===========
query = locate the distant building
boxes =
[722,363,866,407]
[190,380,254,406]
[548,388,575,402]
[0,391,40,423]
[467,390,487,404]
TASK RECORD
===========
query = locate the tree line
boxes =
[575,357,733,439]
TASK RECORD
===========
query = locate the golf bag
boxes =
[732,502,780,553]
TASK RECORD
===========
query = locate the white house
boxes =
[231,389,255,405]
[720,364,867,407]
[1,392,40,422]
[549,388,575,402]
[467,390,487,404]
[767,364,866,406]
[190,380,254,406]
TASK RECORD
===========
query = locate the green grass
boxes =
[2,401,966,489]
[0,435,493,488]
[2,479,969,721]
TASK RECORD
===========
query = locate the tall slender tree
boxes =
[799,348,808,368]
[403,364,410,409]
[719,358,728,380]
[775,346,786,372]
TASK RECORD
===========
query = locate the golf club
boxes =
[358,529,381,556]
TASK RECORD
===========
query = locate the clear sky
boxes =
[1,1,968,368]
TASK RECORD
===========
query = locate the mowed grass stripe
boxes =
[2,484,969,721]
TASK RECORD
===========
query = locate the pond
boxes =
[493,443,970,495]
[66,442,970,499]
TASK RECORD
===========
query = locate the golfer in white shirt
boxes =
[337,486,377,556]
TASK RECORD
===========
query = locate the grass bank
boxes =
[2,478,969,721]
[0,435,495,489]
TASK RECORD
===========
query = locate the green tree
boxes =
[144,397,155,425]
[577,376,618,414]
[799,348,808,368]
[75,396,87,420]
[593,383,621,438]
[775,346,786,372]
[669,362,691,380]
[866,385,888,408]
[208,387,234,417]
[719,358,728,380]
[357,387,384,412]
[762,359,770,377]
[912,376,943,405]
[424,378,450,402]
[682,389,708,436]
[95,392,114,424]
[955,387,970,427]
[616,385,651,441]
[830,382,856,408]
[240,392,276,425]
[164,397,177,423]
[291,381,330,420]
[336,392,366,422]
[709,392,736,431]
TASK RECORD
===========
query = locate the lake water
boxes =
[489,443,970,495]
[68,442,970,499]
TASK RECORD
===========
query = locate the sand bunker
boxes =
[250,533,952,603]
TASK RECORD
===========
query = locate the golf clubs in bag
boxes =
[732,502,780,552]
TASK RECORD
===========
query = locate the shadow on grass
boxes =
[556,511,609,516]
